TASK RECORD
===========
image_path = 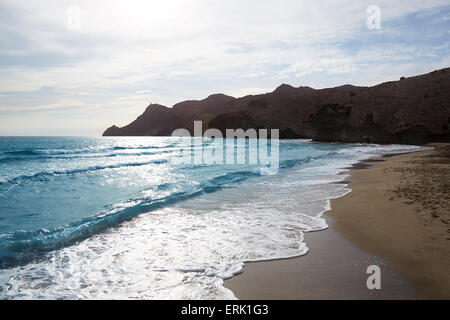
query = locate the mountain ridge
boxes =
[103,68,450,144]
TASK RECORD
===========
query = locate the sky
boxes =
[0,0,449,136]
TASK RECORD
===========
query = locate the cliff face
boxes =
[103,68,450,144]
[309,69,450,143]
[103,104,187,136]
[103,94,236,137]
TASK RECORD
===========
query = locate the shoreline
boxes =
[225,144,450,299]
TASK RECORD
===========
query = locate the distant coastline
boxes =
[103,68,450,145]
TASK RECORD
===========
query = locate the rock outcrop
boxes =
[103,68,450,144]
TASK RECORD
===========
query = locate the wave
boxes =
[0,168,264,268]
[0,145,173,157]
[0,149,178,164]
[0,139,429,300]
[279,156,314,168]
[0,147,365,267]
[0,159,168,187]
[0,153,318,267]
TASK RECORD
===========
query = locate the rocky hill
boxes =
[103,68,450,144]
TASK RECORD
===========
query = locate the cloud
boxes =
[0,0,449,135]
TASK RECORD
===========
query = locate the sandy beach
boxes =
[225,144,450,299]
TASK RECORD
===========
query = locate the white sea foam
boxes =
[0,143,428,299]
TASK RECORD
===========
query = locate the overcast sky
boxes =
[0,0,449,135]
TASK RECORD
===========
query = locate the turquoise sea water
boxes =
[0,136,424,299]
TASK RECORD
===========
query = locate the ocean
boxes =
[0,136,424,299]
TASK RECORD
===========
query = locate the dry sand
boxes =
[225,144,450,299]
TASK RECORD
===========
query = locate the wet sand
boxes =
[225,144,450,299]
